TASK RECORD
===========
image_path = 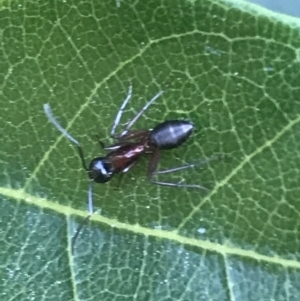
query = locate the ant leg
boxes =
[148,154,222,190]
[150,170,209,191]
[87,180,94,214]
[122,160,138,173]
[113,129,149,143]
[154,155,222,175]
[147,149,161,176]
[110,83,133,138]
[115,173,124,190]
[151,178,209,191]
[105,130,149,151]
[120,89,165,137]
[95,134,132,151]
[43,104,88,171]
[71,181,94,254]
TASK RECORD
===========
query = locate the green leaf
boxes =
[1,0,300,300]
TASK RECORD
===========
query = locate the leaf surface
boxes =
[1,0,300,300]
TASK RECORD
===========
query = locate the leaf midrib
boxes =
[1,186,299,270]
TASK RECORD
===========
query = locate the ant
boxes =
[43,83,217,252]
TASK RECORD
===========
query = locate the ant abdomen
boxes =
[150,120,193,150]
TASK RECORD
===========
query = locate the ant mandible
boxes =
[43,83,215,251]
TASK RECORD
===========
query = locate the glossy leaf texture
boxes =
[1,0,300,300]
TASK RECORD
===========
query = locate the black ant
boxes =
[43,83,218,252]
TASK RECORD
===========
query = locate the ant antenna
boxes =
[43,104,88,170]
[71,181,94,254]
[44,103,94,253]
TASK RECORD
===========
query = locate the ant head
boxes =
[88,157,113,183]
